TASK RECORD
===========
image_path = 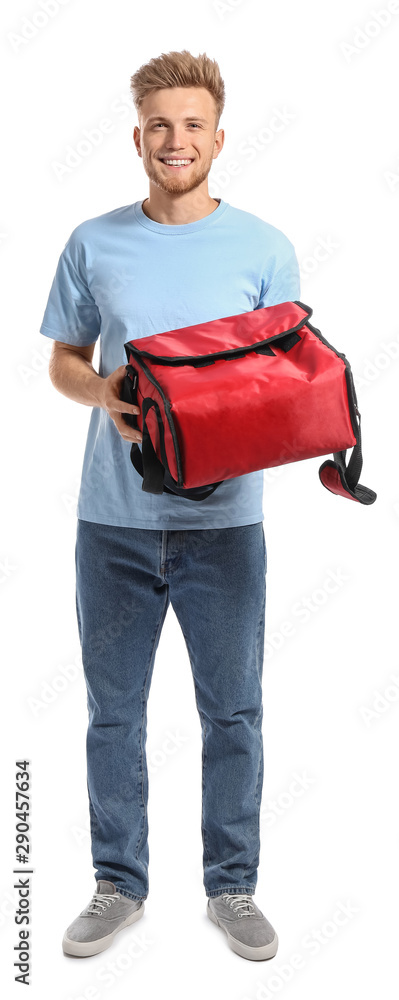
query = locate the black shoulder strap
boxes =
[130,398,221,500]
[319,414,376,504]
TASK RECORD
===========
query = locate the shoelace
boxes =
[221,893,256,916]
[86,892,121,915]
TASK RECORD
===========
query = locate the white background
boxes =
[1,0,398,997]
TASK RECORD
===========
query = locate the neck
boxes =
[141,186,220,225]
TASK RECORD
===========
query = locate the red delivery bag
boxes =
[120,300,376,505]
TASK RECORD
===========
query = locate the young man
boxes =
[40,50,300,962]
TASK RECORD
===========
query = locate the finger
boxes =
[112,400,140,415]
[116,422,143,441]
[120,430,143,442]
[113,414,142,440]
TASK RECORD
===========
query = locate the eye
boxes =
[152,122,200,128]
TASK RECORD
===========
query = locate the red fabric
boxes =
[126,301,357,490]
[319,463,360,502]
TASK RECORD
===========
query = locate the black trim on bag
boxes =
[120,366,139,429]
[304,316,364,492]
[303,316,376,501]
[254,343,276,356]
[122,302,313,491]
[131,433,222,499]
[304,317,360,444]
[125,355,184,487]
[123,302,312,368]
[123,301,365,501]
[127,389,222,498]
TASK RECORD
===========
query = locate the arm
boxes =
[48,341,142,444]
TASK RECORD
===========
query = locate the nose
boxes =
[165,127,186,149]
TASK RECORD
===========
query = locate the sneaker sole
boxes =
[207,901,278,961]
[62,901,145,957]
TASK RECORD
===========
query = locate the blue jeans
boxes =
[75,518,267,901]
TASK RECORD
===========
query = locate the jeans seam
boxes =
[207,887,256,897]
[174,619,212,873]
[135,587,170,865]
[113,886,147,901]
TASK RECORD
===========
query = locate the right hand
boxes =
[97,365,143,444]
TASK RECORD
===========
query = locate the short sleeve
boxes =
[256,241,301,309]
[39,230,101,345]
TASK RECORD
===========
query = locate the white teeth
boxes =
[162,159,192,165]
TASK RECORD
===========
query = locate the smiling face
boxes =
[133,86,224,197]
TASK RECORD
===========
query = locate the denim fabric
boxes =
[75,517,267,900]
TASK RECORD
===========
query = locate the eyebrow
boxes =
[145,115,209,123]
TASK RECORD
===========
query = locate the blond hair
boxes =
[130,49,225,130]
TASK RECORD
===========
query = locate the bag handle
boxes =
[120,370,221,499]
[131,400,222,499]
[318,413,376,504]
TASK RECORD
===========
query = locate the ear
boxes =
[213,128,225,159]
[133,125,142,156]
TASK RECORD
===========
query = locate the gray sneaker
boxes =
[62,879,145,957]
[207,893,278,961]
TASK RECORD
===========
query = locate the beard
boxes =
[142,147,215,197]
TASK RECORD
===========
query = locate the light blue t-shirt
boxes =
[40,198,300,529]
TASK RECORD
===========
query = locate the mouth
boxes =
[158,158,194,170]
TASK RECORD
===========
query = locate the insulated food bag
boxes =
[120,300,376,505]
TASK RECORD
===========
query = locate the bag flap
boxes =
[124,300,312,366]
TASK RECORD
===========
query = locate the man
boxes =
[40,50,300,962]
